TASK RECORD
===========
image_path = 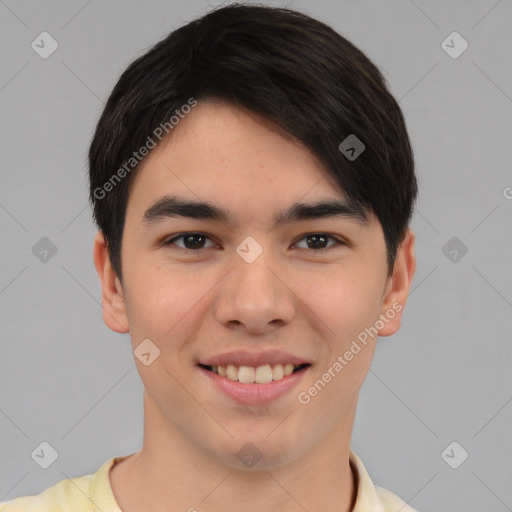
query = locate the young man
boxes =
[1,3,419,511]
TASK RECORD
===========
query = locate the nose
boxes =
[214,249,296,335]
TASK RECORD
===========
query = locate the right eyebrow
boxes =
[142,195,369,228]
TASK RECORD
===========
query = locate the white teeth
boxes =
[209,363,306,383]
[238,366,255,383]
[255,364,273,384]
[283,363,294,376]
[226,364,238,380]
[272,364,284,380]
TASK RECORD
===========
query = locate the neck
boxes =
[110,393,358,512]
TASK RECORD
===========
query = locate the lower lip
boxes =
[199,365,309,405]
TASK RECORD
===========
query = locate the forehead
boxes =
[126,100,372,228]
[135,101,329,178]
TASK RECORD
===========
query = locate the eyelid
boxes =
[292,233,345,251]
[162,232,347,252]
[162,232,218,249]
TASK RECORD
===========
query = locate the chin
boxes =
[210,429,302,470]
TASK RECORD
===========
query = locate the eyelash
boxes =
[162,232,346,253]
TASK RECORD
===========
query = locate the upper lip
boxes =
[198,350,310,368]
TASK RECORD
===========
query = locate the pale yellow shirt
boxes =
[0,450,419,511]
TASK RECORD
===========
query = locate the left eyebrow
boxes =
[142,195,370,228]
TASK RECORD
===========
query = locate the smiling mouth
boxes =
[198,363,310,384]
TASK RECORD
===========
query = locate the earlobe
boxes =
[377,227,416,337]
[93,231,130,334]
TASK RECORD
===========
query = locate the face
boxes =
[94,100,415,470]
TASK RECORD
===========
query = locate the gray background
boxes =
[1,1,511,510]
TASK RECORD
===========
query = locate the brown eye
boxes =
[164,233,215,250]
[294,234,343,251]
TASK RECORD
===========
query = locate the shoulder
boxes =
[0,456,123,512]
[375,485,421,512]
[349,449,422,512]
[0,473,94,512]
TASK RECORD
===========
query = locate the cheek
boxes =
[299,276,381,413]
[305,267,384,342]
[130,268,204,335]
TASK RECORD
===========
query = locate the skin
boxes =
[94,100,416,512]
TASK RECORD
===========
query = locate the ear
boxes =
[377,227,416,337]
[93,230,130,333]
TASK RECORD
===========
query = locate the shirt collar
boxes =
[95,450,386,512]
[349,449,385,512]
